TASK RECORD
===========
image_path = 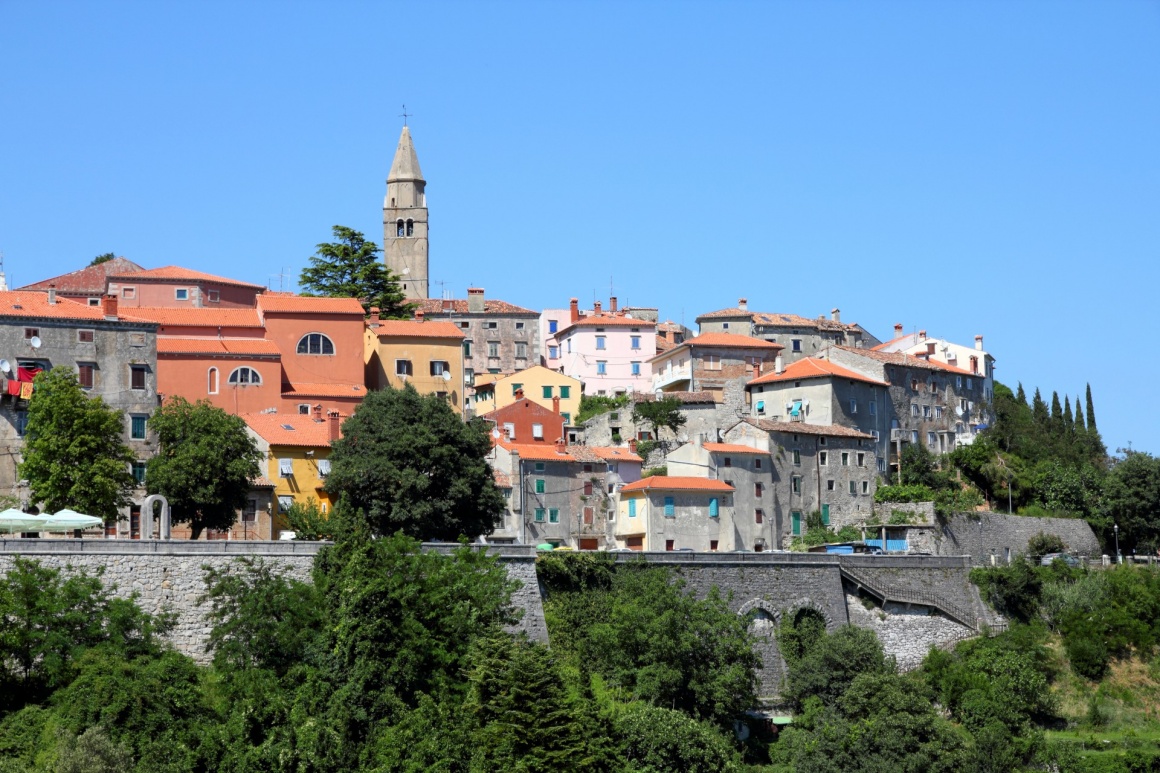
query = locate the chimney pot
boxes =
[629,438,637,452]
[369,306,380,327]
[327,411,341,442]
[48,285,56,305]
[893,323,903,335]
[738,298,748,311]
[975,335,984,350]
[102,294,118,320]
[555,437,566,454]
[515,387,524,399]
[609,296,618,313]
[831,307,840,323]
[467,288,485,314]
[552,395,560,415]
[593,301,602,315]
[415,310,424,322]
[312,404,323,421]
[774,354,784,375]
[569,298,579,324]
[919,330,927,340]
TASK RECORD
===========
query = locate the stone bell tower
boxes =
[383,125,428,300]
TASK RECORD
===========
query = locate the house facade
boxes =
[615,476,735,551]
[17,257,145,307]
[108,266,265,309]
[874,325,995,404]
[364,312,465,413]
[555,298,656,396]
[649,332,783,409]
[696,300,880,362]
[471,365,581,424]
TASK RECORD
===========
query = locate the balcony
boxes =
[652,362,692,391]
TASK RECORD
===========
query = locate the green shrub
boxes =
[642,466,667,478]
[1066,633,1110,680]
[577,394,631,424]
[1027,531,1068,558]
[634,439,658,460]
[874,483,935,503]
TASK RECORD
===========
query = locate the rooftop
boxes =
[748,357,888,387]
[371,319,465,339]
[558,313,656,335]
[741,417,875,439]
[499,441,604,463]
[282,382,367,399]
[620,476,735,493]
[415,297,537,316]
[258,295,365,315]
[703,442,770,455]
[130,307,264,328]
[110,265,266,290]
[243,413,337,447]
[157,337,281,357]
[17,257,144,295]
[830,346,974,375]
[590,446,644,463]
[0,291,151,324]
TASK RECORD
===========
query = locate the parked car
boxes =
[1040,553,1082,567]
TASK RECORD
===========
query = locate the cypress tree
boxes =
[1085,383,1097,432]
[1031,388,1049,428]
[1016,383,1028,407]
[1063,396,1074,433]
[1049,391,1065,439]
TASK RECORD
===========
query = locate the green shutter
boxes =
[821,504,830,526]
[549,509,559,523]
[709,497,719,517]
[535,508,545,522]
[542,385,553,398]
[535,479,545,494]
[512,383,523,396]
[561,412,571,424]
[560,386,571,398]
[792,511,802,536]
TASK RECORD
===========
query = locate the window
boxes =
[857,452,865,467]
[911,377,919,391]
[869,401,876,415]
[631,362,640,376]
[228,367,261,385]
[791,510,802,535]
[561,412,571,424]
[464,340,472,358]
[406,219,414,236]
[704,354,721,371]
[77,363,95,389]
[923,405,931,418]
[710,540,718,551]
[628,499,637,518]
[207,290,220,303]
[515,322,525,330]
[77,329,94,343]
[532,423,543,439]
[549,509,559,523]
[956,376,963,388]
[821,504,830,525]
[819,436,827,446]
[595,336,606,350]
[911,430,919,443]
[862,480,870,494]
[827,479,835,491]
[959,398,968,412]
[548,319,558,334]
[819,451,828,465]
[849,398,857,414]
[542,385,553,399]
[464,368,474,386]
[297,333,335,355]
[511,383,523,396]
[792,339,802,352]
[583,480,593,495]
[928,431,937,447]
[175,288,189,301]
[208,367,219,394]
[14,411,28,437]
[583,506,594,524]
[298,403,311,414]
[130,365,147,390]
[395,360,413,376]
[709,497,719,517]
[88,298,100,306]
[548,346,558,359]
[756,400,765,415]
[791,476,801,494]
[487,322,497,329]
[488,341,499,357]
[504,423,516,440]
[459,321,469,329]
[754,482,763,497]
[535,508,545,522]
[935,406,944,419]
[665,540,675,551]
[243,499,257,522]
[755,509,764,524]
[278,496,294,513]
[849,480,857,495]
[131,461,147,484]
[515,342,527,359]
[723,456,732,467]
[664,497,675,516]
[278,458,294,477]
[535,479,545,494]
[429,360,450,376]
[597,361,607,375]
[121,286,135,299]
[967,377,973,389]
[560,385,571,399]
[130,415,147,440]
[911,404,920,417]
[396,219,405,236]
[755,458,762,469]
[841,452,849,466]
[630,336,640,350]
[24,328,38,339]
[792,449,801,465]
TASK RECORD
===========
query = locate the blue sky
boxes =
[2,1,1157,453]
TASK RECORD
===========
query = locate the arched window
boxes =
[228,367,261,385]
[396,219,404,237]
[297,333,335,355]
[406,219,414,236]
[208,367,219,394]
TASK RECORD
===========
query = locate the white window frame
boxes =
[297,333,335,355]
[175,288,189,301]
[228,366,261,385]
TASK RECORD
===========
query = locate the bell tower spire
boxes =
[383,124,428,300]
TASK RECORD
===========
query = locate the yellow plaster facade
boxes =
[472,365,581,423]
[364,320,466,414]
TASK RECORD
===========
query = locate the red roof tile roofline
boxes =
[110,265,266,290]
[620,476,735,493]
[747,357,889,387]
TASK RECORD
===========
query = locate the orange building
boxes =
[365,311,466,413]
[108,266,265,308]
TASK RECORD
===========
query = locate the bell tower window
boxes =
[396,219,404,237]
[406,219,414,236]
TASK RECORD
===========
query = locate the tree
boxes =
[19,367,136,521]
[1101,450,1160,552]
[300,225,411,318]
[632,396,687,442]
[90,253,116,266]
[145,398,262,539]
[325,384,505,540]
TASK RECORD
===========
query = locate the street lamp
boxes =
[1114,523,1120,564]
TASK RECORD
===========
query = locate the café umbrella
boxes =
[0,508,43,534]
[41,509,104,532]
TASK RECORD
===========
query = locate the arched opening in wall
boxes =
[406,219,414,236]
[208,367,219,395]
[778,606,828,665]
[747,607,777,635]
[396,219,405,237]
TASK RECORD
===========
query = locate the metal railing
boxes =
[839,564,984,632]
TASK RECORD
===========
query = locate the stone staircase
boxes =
[838,564,991,632]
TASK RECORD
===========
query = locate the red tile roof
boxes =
[493,470,512,488]
[415,298,537,316]
[372,319,465,339]
[741,417,874,439]
[752,312,863,333]
[17,257,144,295]
[282,382,367,398]
[682,332,782,350]
[111,265,266,289]
[591,446,644,463]
[499,441,605,463]
[131,307,264,328]
[558,313,656,334]
[695,306,754,321]
[748,357,888,387]
[258,295,365,315]
[654,336,676,353]
[0,291,152,324]
[703,442,769,455]
[250,477,277,488]
[620,476,735,493]
[243,413,335,447]
[157,337,281,357]
[831,346,974,375]
[656,321,686,333]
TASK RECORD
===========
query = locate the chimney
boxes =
[593,301,602,315]
[569,298,579,324]
[442,298,454,312]
[102,294,118,320]
[555,437,566,454]
[893,323,903,335]
[369,306,380,328]
[327,411,341,442]
[552,395,560,415]
[467,288,485,314]
[738,298,748,311]
[415,310,425,322]
[831,307,840,323]
[609,296,618,313]
[47,285,56,305]
[515,387,524,399]
[694,434,703,448]
[629,438,637,452]
[975,335,984,351]
[774,353,784,375]
[312,404,323,421]
[919,330,927,340]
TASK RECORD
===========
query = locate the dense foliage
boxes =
[299,225,411,318]
[326,383,505,540]
[20,367,137,521]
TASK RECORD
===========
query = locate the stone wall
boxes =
[0,540,548,662]
[934,512,1101,565]
[844,592,974,671]
[874,501,935,523]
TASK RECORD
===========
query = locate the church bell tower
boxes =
[383,125,428,300]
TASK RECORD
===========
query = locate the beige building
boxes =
[471,365,582,423]
[383,125,428,300]
[615,476,735,551]
[364,311,466,413]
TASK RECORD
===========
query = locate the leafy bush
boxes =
[874,483,935,503]
[282,497,335,540]
[1027,530,1068,558]
[634,439,658,460]
[971,559,1043,623]
[642,466,667,478]
[577,394,631,425]
[1067,633,1110,680]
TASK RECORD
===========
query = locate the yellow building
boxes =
[471,365,582,424]
[243,411,339,534]
[365,314,466,414]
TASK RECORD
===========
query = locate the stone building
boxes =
[874,325,996,404]
[615,476,736,551]
[0,292,158,527]
[696,299,880,362]
[579,391,719,450]
[649,332,782,410]
[17,256,144,306]
[382,125,429,300]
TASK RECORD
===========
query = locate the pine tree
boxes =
[1063,396,1074,434]
[1073,398,1085,432]
[1031,389,1049,428]
[1016,383,1028,406]
[1050,391,1065,439]
[1085,383,1098,432]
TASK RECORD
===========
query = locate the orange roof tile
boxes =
[558,313,656,334]
[110,265,265,289]
[695,306,754,321]
[748,357,888,387]
[243,413,335,447]
[493,470,512,488]
[831,346,973,375]
[250,477,277,488]
[590,446,644,463]
[282,382,367,398]
[372,319,465,339]
[741,417,874,439]
[415,298,537,316]
[620,476,735,493]
[258,295,365,315]
[654,336,676,353]
[703,443,770,455]
[685,332,783,349]
[752,312,863,333]
[498,442,604,463]
[17,257,144,294]
[0,291,153,324]
[131,307,264,328]
[157,337,281,357]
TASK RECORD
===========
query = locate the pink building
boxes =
[555,297,655,396]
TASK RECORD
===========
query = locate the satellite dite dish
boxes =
[29,336,41,349]
[491,428,501,440]
[442,370,452,381]
[0,360,9,374]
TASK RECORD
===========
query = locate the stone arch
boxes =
[736,597,837,631]
[140,494,171,540]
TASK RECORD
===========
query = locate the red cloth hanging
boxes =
[5,380,20,397]
[16,366,41,383]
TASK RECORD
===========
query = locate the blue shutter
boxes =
[628,498,637,518]
[709,497,719,517]
[664,497,674,516]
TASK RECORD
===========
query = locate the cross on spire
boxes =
[399,104,412,126]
